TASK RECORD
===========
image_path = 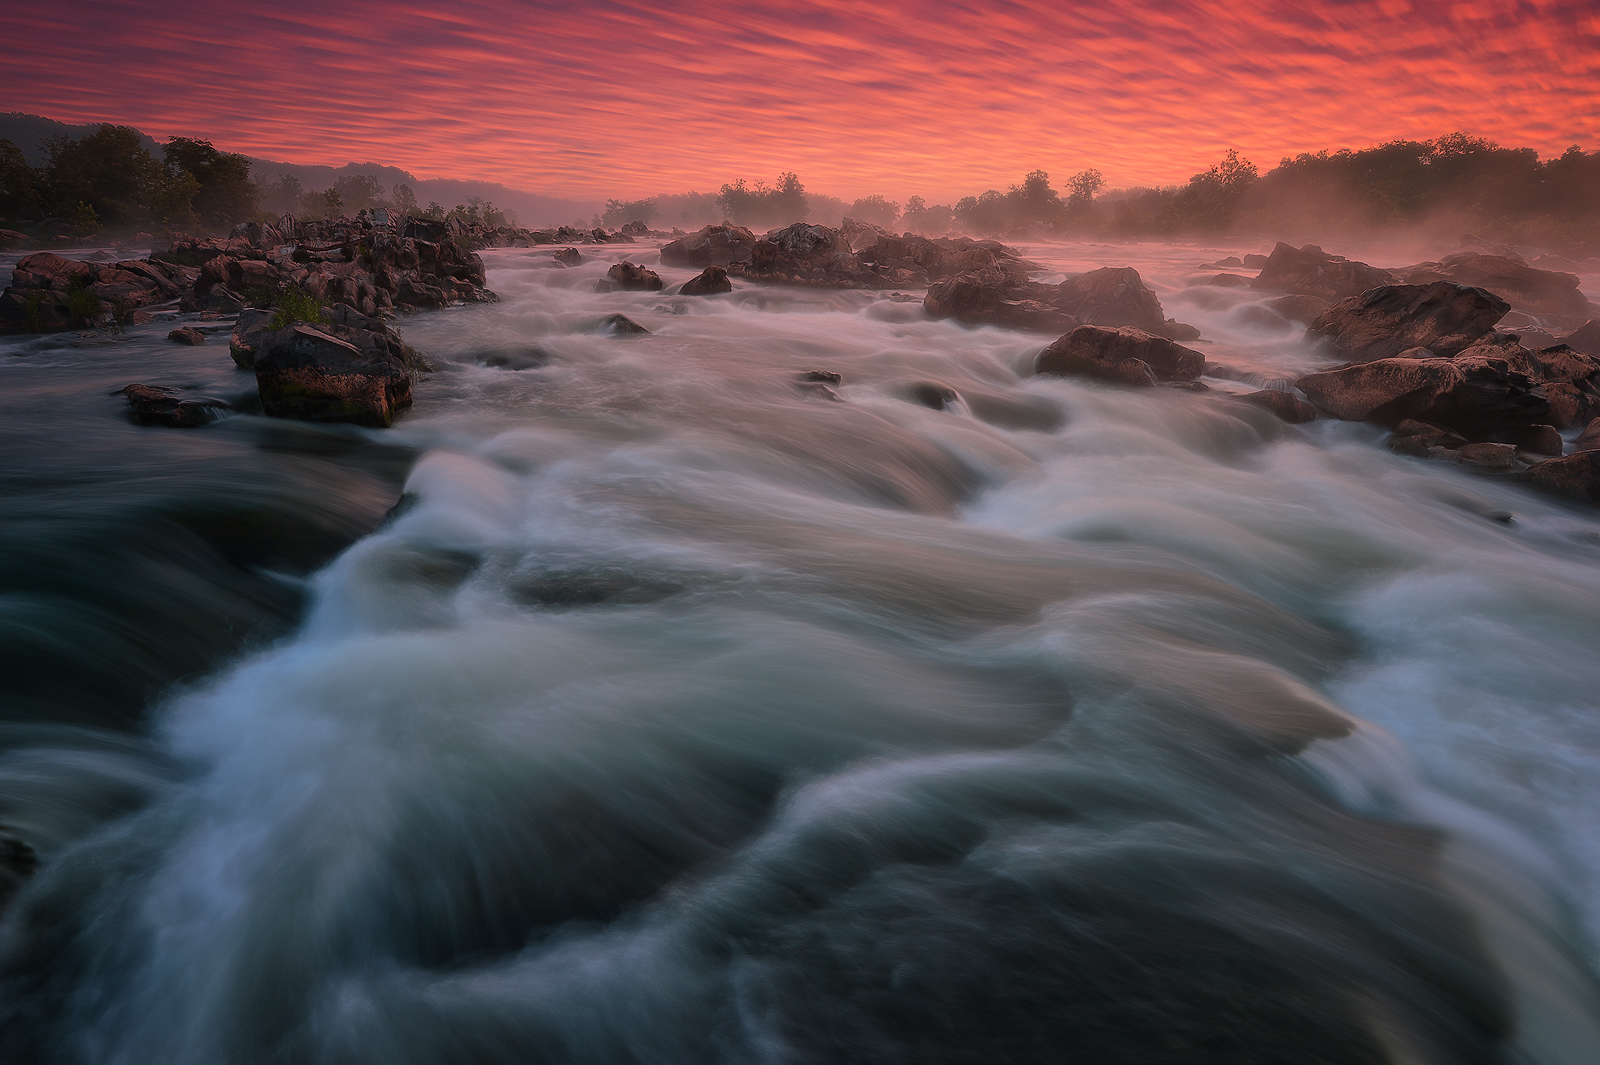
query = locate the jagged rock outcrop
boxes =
[1054,267,1166,332]
[1251,243,1395,301]
[1035,326,1205,387]
[1295,352,1550,435]
[252,307,424,428]
[0,252,191,331]
[1396,252,1596,330]
[1305,282,1510,362]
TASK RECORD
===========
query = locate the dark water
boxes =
[1,242,1599,1064]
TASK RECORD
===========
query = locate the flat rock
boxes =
[122,383,229,428]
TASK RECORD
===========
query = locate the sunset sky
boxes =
[5,0,1598,202]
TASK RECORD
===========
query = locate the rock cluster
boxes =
[1395,252,1595,330]
[1305,282,1511,361]
[0,252,190,331]
[155,212,495,317]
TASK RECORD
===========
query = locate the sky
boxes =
[4,0,1598,203]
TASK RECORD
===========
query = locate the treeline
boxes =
[0,123,519,236]
[608,134,1600,248]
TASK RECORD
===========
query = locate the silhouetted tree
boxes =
[162,137,257,227]
[43,124,160,226]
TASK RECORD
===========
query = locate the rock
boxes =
[1522,451,1600,503]
[1251,242,1395,301]
[229,308,278,369]
[606,262,663,291]
[122,383,229,428]
[680,266,732,295]
[1054,267,1168,331]
[798,369,843,384]
[926,269,1079,332]
[1397,253,1596,329]
[477,347,550,370]
[1527,343,1600,427]
[598,314,649,335]
[1267,294,1332,325]
[660,224,759,267]
[1036,326,1205,386]
[1386,419,1468,455]
[0,251,190,332]
[1456,442,1518,469]
[1157,319,1203,341]
[1575,418,1600,452]
[1498,424,1564,456]
[552,247,582,267]
[1558,320,1600,356]
[168,327,205,345]
[907,381,960,410]
[1212,256,1244,268]
[1296,355,1550,434]
[1306,282,1509,362]
[252,320,415,428]
[1234,389,1317,423]
[1207,273,1250,288]
[1242,253,1269,269]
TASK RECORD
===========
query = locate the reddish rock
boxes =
[1296,355,1550,434]
[1251,243,1395,301]
[1268,294,1332,325]
[680,266,732,295]
[1456,442,1517,469]
[1558,320,1600,356]
[1054,267,1167,332]
[1398,252,1596,329]
[1523,451,1600,503]
[1036,326,1204,386]
[605,262,663,291]
[552,247,582,267]
[1234,389,1317,423]
[253,320,415,428]
[1306,282,1509,363]
[168,327,205,345]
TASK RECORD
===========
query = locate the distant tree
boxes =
[322,188,344,216]
[1066,169,1105,207]
[602,197,659,227]
[1007,169,1061,224]
[332,173,384,212]
[954,188,1009,233]
[70,200,101,236]
[423,201,446,220]
[717,172,809,227]
[392,182,419,215]
[847,194,900,228]
[260,174,303,215]
[162,137,258,227]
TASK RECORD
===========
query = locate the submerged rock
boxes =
[1234,389,1317,423]
[122,384,230,428]
[168,327,205,346]
[1305,282,1509,362]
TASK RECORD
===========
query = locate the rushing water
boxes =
[2,239,1599,1064]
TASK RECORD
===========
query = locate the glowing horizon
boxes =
[5,0,1598,204]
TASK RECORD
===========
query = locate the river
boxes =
[1,238,1598,1064]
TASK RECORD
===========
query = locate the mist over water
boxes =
[3,240,1600,1064]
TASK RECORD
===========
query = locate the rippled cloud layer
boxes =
[6,0,1597,199]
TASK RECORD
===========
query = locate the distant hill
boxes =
[0,113,599,228]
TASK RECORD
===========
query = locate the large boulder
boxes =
[1558,320,1600,356]
[1036,326,1204,387]
[926,269,1078,332]
[252,315,418,428]
[1397,252,1596,329]
[1296,354,1550,435]
[660,224,759,267]
[1251,243,1395,301]
[1305,282,1509,362]
[1053,267,1166,332]
[1530,343,1600,428]
[1523,452,1600,504]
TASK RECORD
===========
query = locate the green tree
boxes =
[260,174,304,215]
[847,194,900,228]
[0,138,44,220]
[333,173,384,212]
[43,124,161,226]
[392,182,419,215]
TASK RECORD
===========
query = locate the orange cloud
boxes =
[4,0,1597,202]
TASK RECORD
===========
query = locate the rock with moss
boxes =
[252,309,423,428]
[0,252,190,332]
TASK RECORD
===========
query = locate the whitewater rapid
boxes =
[1,239,1599,1064]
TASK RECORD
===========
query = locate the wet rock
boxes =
[1456,442,1517,469]
[1397,252,1596,330]
[1234,389,1317,423]
[1036,326,1205,387]
[1559,320,1600,356]
[1386,419,1468,456]
[552,247,582,267]
[1528,343,1600,428]
[1522,451,1600,503]
[660,224,759,267]
[168,327,205,345]
[122,383,230,428]
[228,308,277,369]
[1267,294,1332,325]
[0,251,190,332]
[478,347,550,370]
[252,320,415,428]
[598,314,649,335]
[1251,242,1395,301]
[926,269,1079,332]
[606,262,663,291]
[1306,282,1509,363]
[907,381,960,410]
[680,266,733,295]
[1208,273,1250,287]
[1243,253,1269,269]
[1296,355,1550,434]
[799,369,843,384]
[1574,418,1600,451]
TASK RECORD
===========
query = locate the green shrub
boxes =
[22,290,46,333]
[269,286,331,329]
[64,280,103,326]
